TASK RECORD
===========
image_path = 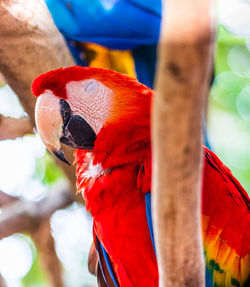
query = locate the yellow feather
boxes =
[213,269,226,286]
[81,43,136,78]
[241,255,250,285]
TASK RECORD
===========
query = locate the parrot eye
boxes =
[60,99,72,126]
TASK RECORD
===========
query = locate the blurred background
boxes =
[0,0,250,286]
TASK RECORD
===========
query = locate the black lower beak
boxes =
[52,148,70,165]
[60,115,96,149]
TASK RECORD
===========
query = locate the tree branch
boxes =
[0,190,17,207]
[0,182,74,240]
[0,0,77,190]
[152,1,215,286]
[32,220,64,287]
[0,115,33,140]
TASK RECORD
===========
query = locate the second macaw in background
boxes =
[33,66,249,287]
[45,0,161,88]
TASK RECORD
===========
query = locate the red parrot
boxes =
[33,66,250,287]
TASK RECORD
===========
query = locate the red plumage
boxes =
[34,67,250,286]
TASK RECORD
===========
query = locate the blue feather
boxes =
[45,0,161,50]
[205,266,214,287]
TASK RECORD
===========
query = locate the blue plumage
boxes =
[45,0,161,50]
[45,0,161,88]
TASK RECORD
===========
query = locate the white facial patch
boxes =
[81,153,105,180]
[76,152,107,195]
[66,79,113,134]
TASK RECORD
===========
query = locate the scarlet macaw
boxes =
[33,66,250,287]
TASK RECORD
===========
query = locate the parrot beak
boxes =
[35,92,70,165]
[35,92,96,165]
[51,148,70,165]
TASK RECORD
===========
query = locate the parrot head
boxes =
[33,66,152,166]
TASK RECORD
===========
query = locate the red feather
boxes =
[33,67,250,286]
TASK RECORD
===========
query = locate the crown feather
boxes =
[32,66,148,99]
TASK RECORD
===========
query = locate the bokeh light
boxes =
[0,136,46,200]
[208,22,250,192]
[228,45,250,78]
[218,0,250,36]
[246,37,250,51]
[0,85,26,118]
[224,130,250,170]
[0,234,34,280]
[50,203,96,286]
[211,71,246,109]
[236,86,250,121]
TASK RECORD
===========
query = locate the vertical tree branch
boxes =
[0,0,77,190]
[0,0,74,125]
[32,220,64,287]
[152,1,215,286]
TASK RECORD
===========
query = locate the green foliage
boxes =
[22,251,48,287]
[209,25,250,194]
[33,152,65,185]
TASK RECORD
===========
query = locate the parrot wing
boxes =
[202,147,250,287]
[137,147,250,287]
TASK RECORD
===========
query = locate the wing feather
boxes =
[203,148,250,287]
